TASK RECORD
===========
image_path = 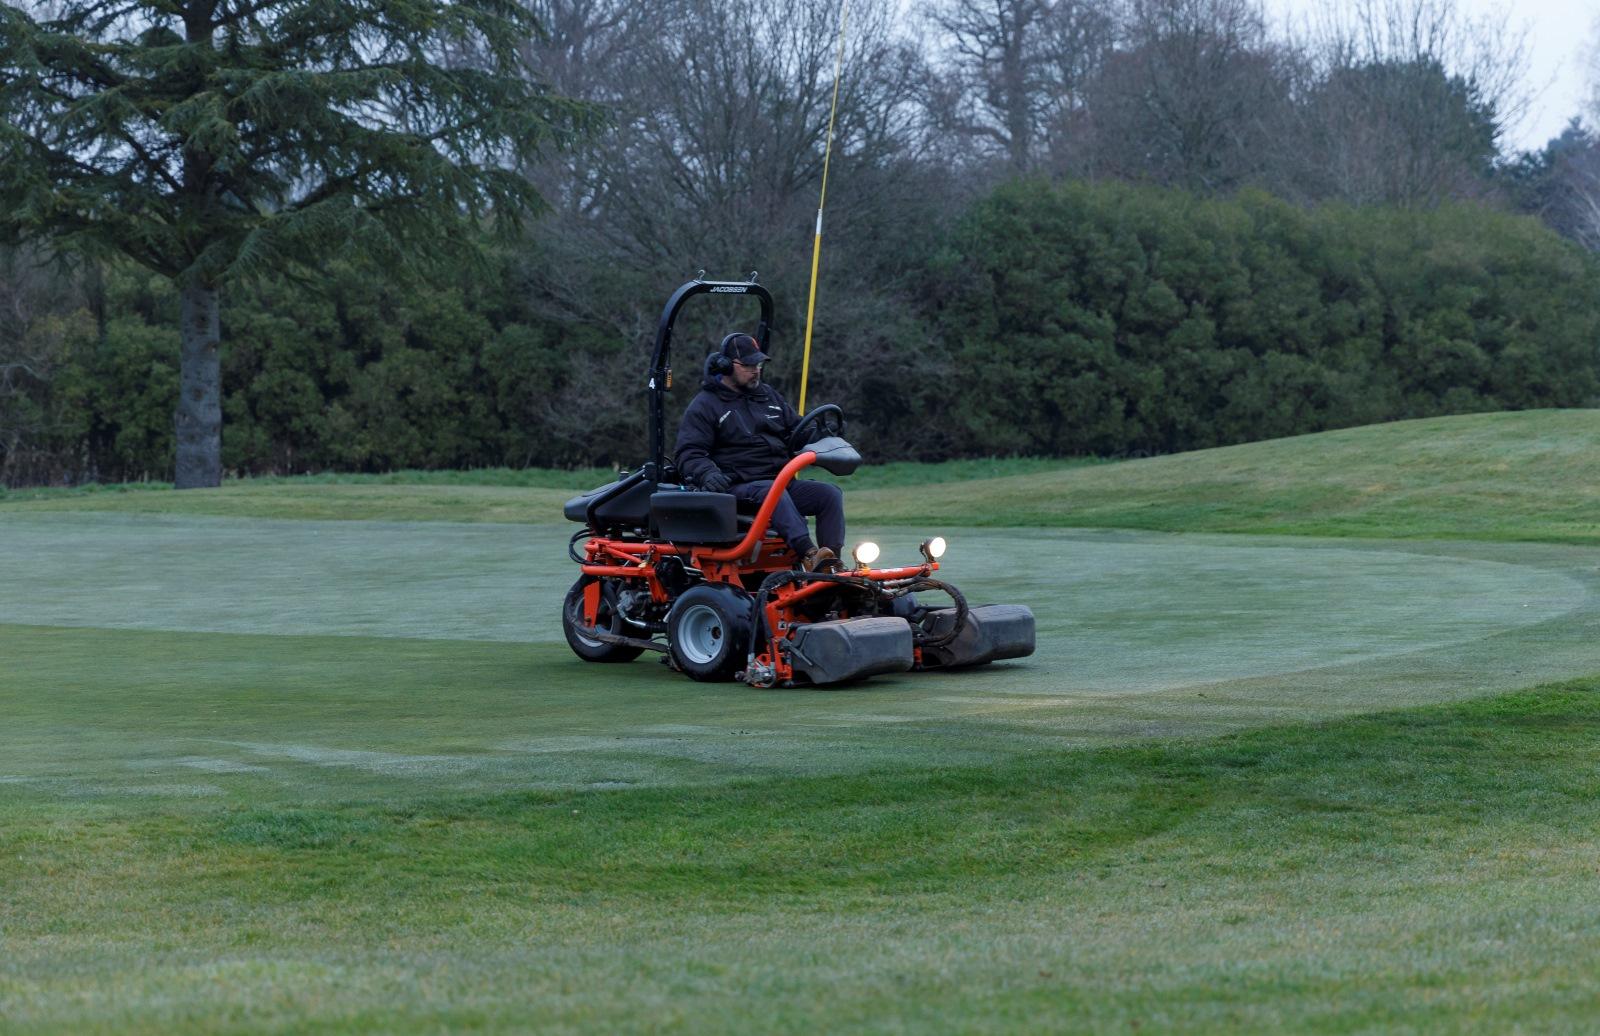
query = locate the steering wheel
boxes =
[788,404,846,453]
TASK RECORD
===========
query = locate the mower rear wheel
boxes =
[563,576,645,663]
[667,584,753,682]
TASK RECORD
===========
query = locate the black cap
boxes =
[723,332,770,366]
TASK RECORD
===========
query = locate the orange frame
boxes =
[575,450,938,682]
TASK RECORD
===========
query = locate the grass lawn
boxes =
[7,410,1598,542]
[3,410,1599,1032]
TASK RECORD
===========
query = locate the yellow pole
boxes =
[799,0,849,414]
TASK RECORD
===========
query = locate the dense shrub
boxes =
[928,181,1600,456]
[5,180,1599,484]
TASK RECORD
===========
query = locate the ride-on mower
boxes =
[561,276,1035,687]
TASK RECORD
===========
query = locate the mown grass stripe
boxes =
[4,682,1600,1032]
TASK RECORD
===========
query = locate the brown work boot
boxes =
[801,547,839,573]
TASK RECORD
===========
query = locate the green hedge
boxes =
[928,181,1600,456]
[7,180,1600,483]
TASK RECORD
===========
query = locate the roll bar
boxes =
[646,276,775,482]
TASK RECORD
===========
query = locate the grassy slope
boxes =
[4,410,1596,542]
[853,409,1600,542]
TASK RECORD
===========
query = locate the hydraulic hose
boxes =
[888,578,968,649]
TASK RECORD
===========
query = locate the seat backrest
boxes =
[652,490,738,543]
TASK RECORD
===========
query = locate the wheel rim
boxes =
[567,591,608,648]
[676,602,726,665]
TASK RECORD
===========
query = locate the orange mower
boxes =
[561,276,1035,687]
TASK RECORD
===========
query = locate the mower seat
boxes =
[652,488,738,543]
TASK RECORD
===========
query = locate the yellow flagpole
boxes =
[799,0,849,414]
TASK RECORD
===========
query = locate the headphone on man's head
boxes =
[709,332,747,376]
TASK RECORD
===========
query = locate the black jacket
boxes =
[674,361,802,486]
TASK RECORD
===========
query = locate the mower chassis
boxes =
[573,451,1034,687]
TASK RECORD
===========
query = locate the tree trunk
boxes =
[175,280,222,489]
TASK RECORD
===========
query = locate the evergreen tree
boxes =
[0,0,583,486]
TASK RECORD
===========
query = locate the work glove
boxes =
[701,470,732,493]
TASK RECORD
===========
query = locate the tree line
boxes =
[3,0,1600,486]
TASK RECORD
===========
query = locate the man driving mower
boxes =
[560,275,1034,686]
[674,332,844,572]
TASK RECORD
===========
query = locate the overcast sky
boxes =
[1261,0,1597,153]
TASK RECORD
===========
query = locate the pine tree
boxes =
[0,0,584,486]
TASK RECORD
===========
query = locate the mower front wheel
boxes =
[667,584,753,682]
[563,576,645,663]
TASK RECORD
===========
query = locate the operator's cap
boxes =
[724,332,770,366]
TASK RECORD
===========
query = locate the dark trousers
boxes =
[733,478,845,555]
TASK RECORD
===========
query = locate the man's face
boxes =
[730,359,763,389]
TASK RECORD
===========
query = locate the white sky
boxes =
[1262,0,1599,153]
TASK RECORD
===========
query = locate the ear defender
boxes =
[710,333,742,376]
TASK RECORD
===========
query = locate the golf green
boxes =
[3,513,1595,798]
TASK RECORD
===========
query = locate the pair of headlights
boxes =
[850,536,947,568]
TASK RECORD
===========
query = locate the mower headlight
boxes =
[920,536,947,561]
[852,541,881,567]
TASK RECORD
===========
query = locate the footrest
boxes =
[786,616,913,685]
[918,604,1036,668]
